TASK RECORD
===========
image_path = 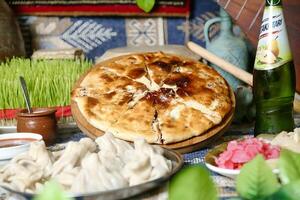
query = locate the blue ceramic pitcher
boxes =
[204,8,248,90]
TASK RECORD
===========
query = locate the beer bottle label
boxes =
[254,4,292,70]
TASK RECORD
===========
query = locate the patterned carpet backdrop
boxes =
[17,0,221,61]
[8,0,190,16]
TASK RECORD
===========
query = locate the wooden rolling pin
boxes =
[187,41,253,86]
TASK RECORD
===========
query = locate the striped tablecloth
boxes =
[184,147,237,199]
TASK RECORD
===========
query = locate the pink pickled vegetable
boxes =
[215,137,280,169]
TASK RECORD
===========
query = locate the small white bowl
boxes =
[0,133,43,161]
[205,162,240,179]
[205,162,279,179]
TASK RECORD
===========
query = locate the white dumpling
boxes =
[9,153,32,165]
[7,178,28,192]
[0,162,19,181]
[51,139,94,177]
[51,142,78,177]
[149,154,173,180]
[4,161,44,192]
[53,167,80,190]
[98,151,124,172]
[0,132,173,195]
[27,141,54,176]
[70,169,90,194]
[79,137,97,153]
[134,138,163,156]
[34,182,44,193]
[122,151,152,186]
[132,138,172,180]
[71,153,106,193]
[81,153,127,191]
[18,160,44,180]
[105,169,128,189]
[96,132,133,157]
[52,150,64,161]
[2,160,38,181]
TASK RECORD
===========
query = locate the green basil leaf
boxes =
[169,165,217,200]
[236,155,280,200]
[136,0,155,12]
[278,149,300,184]
[33,181,73,200]
[264,180,300,200]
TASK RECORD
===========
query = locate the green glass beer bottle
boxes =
[253,0,295,135]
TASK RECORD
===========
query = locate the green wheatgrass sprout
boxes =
[0,58,91,110]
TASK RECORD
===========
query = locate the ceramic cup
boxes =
[17,108,57,146]
[0,133,43,161]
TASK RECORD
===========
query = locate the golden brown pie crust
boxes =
[72,52,232,144]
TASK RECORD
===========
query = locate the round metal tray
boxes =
[1,148,183,200]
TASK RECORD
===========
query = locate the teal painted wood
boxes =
[204,8,249,91]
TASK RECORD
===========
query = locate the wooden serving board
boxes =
[71,53,235,154]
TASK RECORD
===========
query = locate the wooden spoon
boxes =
[187,41,253,86]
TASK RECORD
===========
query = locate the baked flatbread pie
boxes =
[72,52,232,144]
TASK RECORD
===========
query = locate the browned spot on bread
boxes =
[144,88,175,106]
[127,68,146,79]
[87,97,98,107]
[100,74,114,82]
[169,59,183,66]
[150,59,182,73]
[151,61,173,72]
[71,89,77,98]
[182,60,194,66]
[118,93,133,106]
[83,97,99,117]
[176,88,189,98]
[165,123,175,128]
[163,73,191,87]
[103,91,117,100]
[164,72,214,97]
